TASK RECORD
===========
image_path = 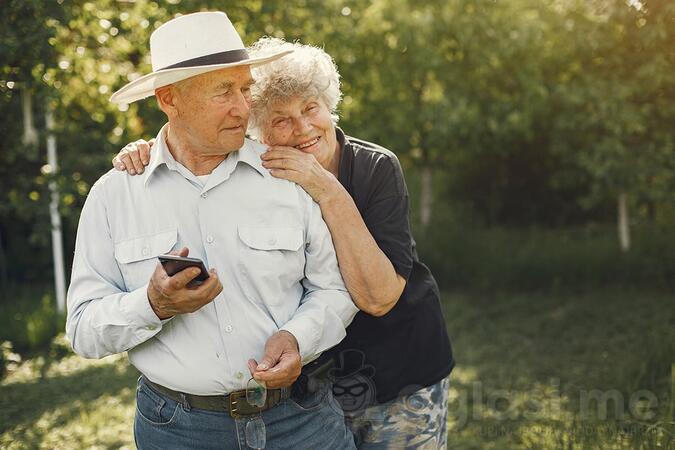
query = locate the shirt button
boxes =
[268,237,277,246]
[235,372,244,379]
[224,325,233,333]
[147,325,157,331]
[141,246,149,256]
[201,192,208,199]
[206,235,214,244]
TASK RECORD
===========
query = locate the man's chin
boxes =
[220,133,246,151]
[200,137,244,156]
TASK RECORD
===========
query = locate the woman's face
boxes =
[261,96,338,169]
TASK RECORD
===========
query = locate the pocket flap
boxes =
[114,229,177,264]
[238,226,303,251]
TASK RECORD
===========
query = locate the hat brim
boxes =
[109,50,292,104]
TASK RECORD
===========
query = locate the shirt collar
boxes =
[143,125,267,186]
[336,127,351,187]
[237,139,268,178]
[142,124,176,186]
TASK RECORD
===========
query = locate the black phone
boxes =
[158,254,210,286]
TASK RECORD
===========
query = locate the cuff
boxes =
[119,285,163,333]
[280,319,319,363]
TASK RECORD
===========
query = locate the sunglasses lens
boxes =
[246,378,267,408]
[245,416,266,449]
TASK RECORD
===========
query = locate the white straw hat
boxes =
[110,11,291,104]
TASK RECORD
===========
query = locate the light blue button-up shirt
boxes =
[66,125,358,395]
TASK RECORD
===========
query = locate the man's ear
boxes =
[155,85,179,118]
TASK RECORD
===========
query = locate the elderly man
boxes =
[66,11,358,450]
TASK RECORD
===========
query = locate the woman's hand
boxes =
[260,146,340,204]
[112,138,155,175]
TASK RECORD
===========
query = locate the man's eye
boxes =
[273,118,289,127]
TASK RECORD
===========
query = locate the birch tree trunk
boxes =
[618,192,631,253]
[46,107,67,312]
[22,89,38,146]
[420,165,433,228]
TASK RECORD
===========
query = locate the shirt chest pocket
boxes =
[237,226,305,305]
[114,229,177,291]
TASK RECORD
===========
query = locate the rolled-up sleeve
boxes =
[66,183,164,359]
[280,194,358,362]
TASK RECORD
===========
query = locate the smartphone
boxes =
[158,254,210,287]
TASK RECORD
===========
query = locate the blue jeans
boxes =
[134,376,355,450]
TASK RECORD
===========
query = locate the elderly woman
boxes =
[113,38,454,449]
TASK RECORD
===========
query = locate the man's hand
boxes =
[147,247,222,319]
[248,331,302,389]
[112,138,155,175]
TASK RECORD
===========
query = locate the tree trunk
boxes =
[46,107,67,312]
[22,88,38,146]
[420,165,433,228]
[618,192,631,252]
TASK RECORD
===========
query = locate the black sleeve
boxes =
[360,155,414,281]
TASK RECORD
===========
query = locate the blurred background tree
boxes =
[1,0,674,294]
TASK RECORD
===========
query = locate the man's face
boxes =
[262,96,338,169]
[172,66,254,154]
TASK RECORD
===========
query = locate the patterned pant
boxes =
[341,377,450,449]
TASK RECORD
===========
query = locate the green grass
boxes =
[0,348,139,449]
[1,289,673,449]
[442,289,675,449]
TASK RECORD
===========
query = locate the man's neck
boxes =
[165,125,232,176]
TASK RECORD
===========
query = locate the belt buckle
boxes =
[229,390,259,419]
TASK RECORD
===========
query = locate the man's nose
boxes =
[229,90,250,118]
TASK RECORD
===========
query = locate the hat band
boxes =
[158,49,250,71]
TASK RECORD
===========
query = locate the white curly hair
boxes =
[247,37,342,140]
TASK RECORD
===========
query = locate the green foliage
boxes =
[0,287,65,354]
[417,217,675,291]
[0,0,673,281]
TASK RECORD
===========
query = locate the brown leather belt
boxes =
[143,377,290,418]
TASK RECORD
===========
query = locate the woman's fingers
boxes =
[119,151,137,174]
[113,139,153,173]
[137,141,152,165]
[127,144,146,174]
[268,168,302,184]
[261,157,302,171]
[260,146,308,161]
[112,154,126,171]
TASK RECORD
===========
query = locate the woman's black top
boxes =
[325,128,454,406]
